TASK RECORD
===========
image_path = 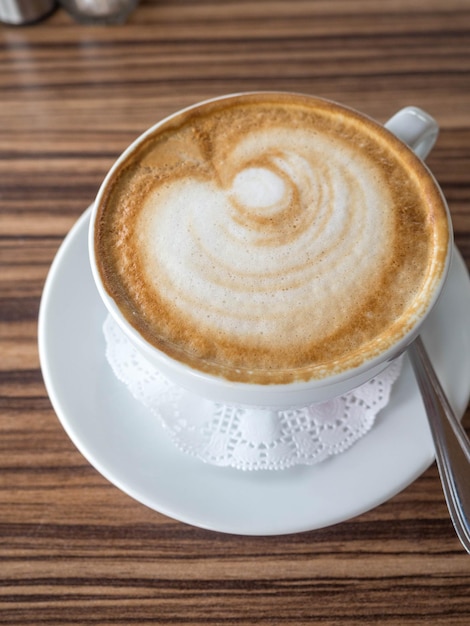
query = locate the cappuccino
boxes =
[94,93,450,384]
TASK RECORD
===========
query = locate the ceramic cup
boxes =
[89,93,453,408]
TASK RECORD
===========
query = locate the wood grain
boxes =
[1,1,470,624]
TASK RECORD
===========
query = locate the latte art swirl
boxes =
[139,130,390,351]
[95,94,449,383]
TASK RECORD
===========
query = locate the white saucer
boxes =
[38,207,470,536]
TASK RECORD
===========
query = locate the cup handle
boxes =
[384,106,439,160]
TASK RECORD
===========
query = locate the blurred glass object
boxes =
[0,0,57,25]
[59,0,139,24]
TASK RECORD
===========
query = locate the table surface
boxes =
[1,1,470,624]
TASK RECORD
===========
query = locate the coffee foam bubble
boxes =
[95,95,449,383]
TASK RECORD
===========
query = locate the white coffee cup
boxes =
[89,93,452,407]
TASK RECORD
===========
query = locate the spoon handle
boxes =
[409,336,470,553]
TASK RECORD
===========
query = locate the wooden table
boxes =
[1,1,470,623]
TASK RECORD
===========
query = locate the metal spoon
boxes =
[408,335,470,553]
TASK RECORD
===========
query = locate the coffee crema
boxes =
[94,93,450,384]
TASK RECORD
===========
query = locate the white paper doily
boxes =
[103,316,403,471]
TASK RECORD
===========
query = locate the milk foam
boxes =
[95,94,448,383]
[231,167,287,210]
[137,127,393,349]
